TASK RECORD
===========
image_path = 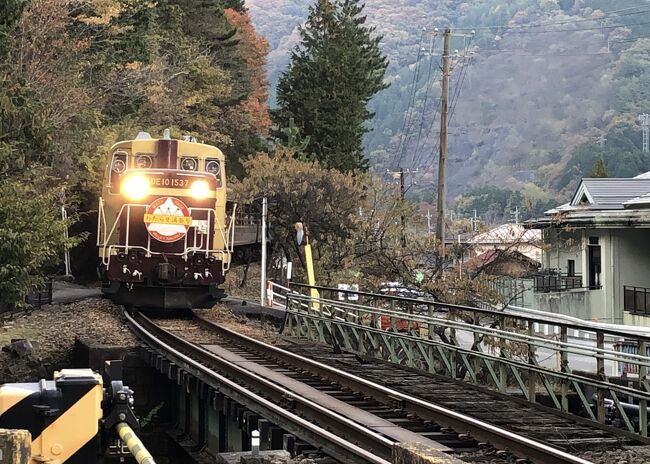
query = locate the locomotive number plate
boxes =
[149,176,190,188]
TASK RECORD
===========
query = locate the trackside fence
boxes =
[282,283,650,440]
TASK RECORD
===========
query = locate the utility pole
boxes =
[640,113,650,153]
[400,168,406,247]
[511,206,520,224]
[436,27,451,254]
[470,209,479,234]
[425,209,433,235]
[387,168,417,246]
[260,197,268,307]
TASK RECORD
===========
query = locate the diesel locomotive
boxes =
[97,130,235,309]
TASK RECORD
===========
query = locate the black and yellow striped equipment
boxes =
[0,360,144,463]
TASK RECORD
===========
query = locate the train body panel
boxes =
[97,131,234,310]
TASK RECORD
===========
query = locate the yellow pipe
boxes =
[116,422,156,464]
[304,242,320,309]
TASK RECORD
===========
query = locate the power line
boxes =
[393,28,427,169]
[412,39,472,170]
[411,7,650,177]
[448,37,473,124]
[505,8,650,33]
[418,65,468,175]
[470,49,611,57]
[452,4,650,32]
[611,34,650,44]
[409,37,442,170]
[413,100,442,172]
[502,18,650,35]
[398,40,428,166]
[417,36,472,174]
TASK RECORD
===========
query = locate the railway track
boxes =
[125,310,603,464]
[126,311,389,464]
[193,314,640,452]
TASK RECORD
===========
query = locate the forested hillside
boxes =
[247,0,650,220]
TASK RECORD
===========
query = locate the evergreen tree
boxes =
[0,0,25,60]
[275,0,388,172]
[223,0,246,12]
[169,0,236,45]
[590,157,609,178]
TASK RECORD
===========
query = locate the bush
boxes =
[0,173,83,311]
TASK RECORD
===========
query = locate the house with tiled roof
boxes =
[469,223,542,263]
[526,175,650,326]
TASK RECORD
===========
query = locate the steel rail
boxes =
[194,313,595,464]
[124,311,391,464]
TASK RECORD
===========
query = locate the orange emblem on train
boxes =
[144,197,193,243]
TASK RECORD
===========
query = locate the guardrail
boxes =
[265,281,291,309]
[533,273,583,293]
[284,283,650,439]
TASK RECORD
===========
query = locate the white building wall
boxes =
[541,229,583,275]
[536,227,650,326]
[616,229,650,327]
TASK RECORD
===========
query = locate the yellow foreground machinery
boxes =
[0,361,153,463]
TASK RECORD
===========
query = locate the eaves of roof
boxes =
[525,210,650,229]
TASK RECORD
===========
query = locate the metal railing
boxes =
[265,281,292,308]
[624,286,650,316]
[533,272,583,292]
[283,283,650,439]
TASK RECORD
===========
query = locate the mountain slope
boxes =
[246,0,650,205]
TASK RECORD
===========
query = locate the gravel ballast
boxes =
[0,297,137,383]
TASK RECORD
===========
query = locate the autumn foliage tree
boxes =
[223,8,271,176]
[0,0,272,309]
[0,1,83,311]
[232,149,497,305]
[231,149,365,278]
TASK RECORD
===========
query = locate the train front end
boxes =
[97,131,234,310]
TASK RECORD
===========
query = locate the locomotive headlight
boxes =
[190,180,210,199]
[121,174,150,201]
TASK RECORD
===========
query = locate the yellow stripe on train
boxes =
[143,214,193,225]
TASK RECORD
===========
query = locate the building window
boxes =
[587,237,601,289]
[624,286,650,315]
[567,259,575,277]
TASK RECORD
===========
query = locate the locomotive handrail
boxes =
[97,197,107,247]
[100,202,233,274]
[99,203,147,266]
[226,202,237,271]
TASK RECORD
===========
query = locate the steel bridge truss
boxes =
[283,285,650,440]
